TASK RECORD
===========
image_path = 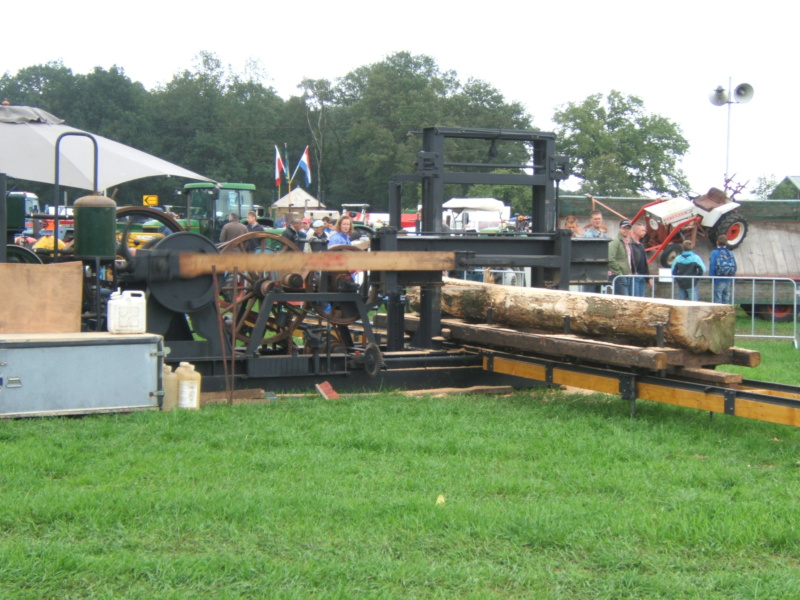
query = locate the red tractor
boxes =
[631,187,748,267]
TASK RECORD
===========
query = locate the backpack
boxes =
[714,248,737,277]
[673,259,702,290]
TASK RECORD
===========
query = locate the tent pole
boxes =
[0,172,7,263]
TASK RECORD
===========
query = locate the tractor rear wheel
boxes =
[758,304,797,323]
[710,212,748,249]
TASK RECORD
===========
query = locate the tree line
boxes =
[1,51,697,215]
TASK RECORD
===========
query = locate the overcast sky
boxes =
[5,0,798,197]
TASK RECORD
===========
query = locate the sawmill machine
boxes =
[2,126,608,394]
[103,127,608,393]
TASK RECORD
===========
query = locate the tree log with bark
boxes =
[406,277,736,354]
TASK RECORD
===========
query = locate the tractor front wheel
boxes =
[660,243,684,268]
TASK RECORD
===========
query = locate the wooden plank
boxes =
[489,356,547,381]
[637,382,726,413]
[401,385,514,397]
[674,367,742,385]
[0,262,83,334]
[736,386,800,401]
[488,356,623,396]
[200,389,268,405]
[552,369,620,394]
[734,399,800,427]
[178,251,456,278]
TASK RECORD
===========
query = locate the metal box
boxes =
[0,332,164,417]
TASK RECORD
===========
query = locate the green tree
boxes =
[0,61,78,118]
[147,52,285,195]
[304,52,534,211]
[299,78,336,201]
[750,174,779,199]
[553,90,689,196]
[326,52,453,209]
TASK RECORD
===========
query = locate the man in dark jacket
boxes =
[282,218,305,248]
[245,211,265,252]
[630,222,650,297]
[219,212,248,253]
[608,219,633,295]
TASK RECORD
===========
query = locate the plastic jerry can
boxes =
[162,364,179,412]
[107,289,147,334]
[175,362,201,410]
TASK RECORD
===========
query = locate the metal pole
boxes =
[0,172,7,263]
[725,77,732,182]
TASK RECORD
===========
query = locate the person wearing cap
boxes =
[304,219,329,253]
[608,219,633,295]
[708,234,737,303]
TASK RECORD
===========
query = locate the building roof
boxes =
[782,176,800,190]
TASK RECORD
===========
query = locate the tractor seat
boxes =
[693,187,728,211]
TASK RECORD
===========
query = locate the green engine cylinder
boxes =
[5,195,25,232]
[73,195,117,258]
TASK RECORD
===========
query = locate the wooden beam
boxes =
[178,251,456,279]
[388,314,755,372]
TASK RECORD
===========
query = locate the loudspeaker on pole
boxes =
[709,86,728,106]
[733,83,754,103]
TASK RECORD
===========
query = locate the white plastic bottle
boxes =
[107,289,146,334]
[175,362,201,410]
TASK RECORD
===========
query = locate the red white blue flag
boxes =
[296,146,312,187]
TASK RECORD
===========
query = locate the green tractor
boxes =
[131,182,278,244]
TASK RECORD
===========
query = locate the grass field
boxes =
[1,340,798,599]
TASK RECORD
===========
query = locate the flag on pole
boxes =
[284,142,292,192]
[274,145,285,186]
[296,146,312,187]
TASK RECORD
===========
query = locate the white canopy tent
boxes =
[0,105,213,191]
[442,197,505,211]
[272,188,324,210]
